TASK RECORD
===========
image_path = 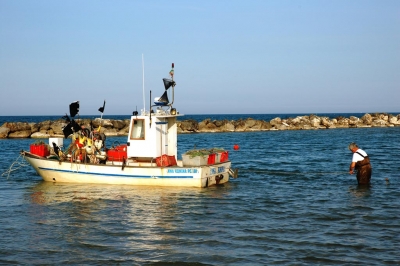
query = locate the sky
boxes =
[0,0,399,116]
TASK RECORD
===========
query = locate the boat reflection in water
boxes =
[28,181,220,204]
[27,181,234,243]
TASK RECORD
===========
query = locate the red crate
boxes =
[220,151,229,162]
[29,145,37,154]
[208,153,216,164]
[107,144,127,161]
[30,144,50,157]
[156,154,177,167]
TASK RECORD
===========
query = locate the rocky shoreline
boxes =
[0,113,399,139]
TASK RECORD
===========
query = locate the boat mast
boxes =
[170,63,175,106]
[142,54,145,112]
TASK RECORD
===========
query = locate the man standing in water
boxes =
[349,142,372,185]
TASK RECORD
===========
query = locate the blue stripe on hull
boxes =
[38,167,195,179]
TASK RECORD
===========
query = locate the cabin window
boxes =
[130,119,145,139]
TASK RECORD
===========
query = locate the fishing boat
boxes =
[20,63,238,187]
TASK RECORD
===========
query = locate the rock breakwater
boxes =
[0,113,399,139]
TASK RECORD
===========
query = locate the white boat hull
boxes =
[22,152,231,188]
[20,64,238,187]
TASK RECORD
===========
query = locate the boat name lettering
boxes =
[167,169,198,174]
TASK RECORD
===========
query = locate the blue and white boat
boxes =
[21,64,238,187]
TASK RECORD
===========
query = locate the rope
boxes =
[1,153,30,179]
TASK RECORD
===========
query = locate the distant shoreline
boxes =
[1,112,399,139]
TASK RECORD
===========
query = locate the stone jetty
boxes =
[0,113,399,139]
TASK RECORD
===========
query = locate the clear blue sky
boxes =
[1,0,399,116]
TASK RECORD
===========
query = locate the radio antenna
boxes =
[142,54,145,112]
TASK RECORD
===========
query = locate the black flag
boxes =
[69,101,79,117]
[158,91,169,104]
[98,100,106,113]
[163,78,175,90]
[62,124,73,138]
[71,119,81,132]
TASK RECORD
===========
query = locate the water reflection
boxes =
[27,181,235,249]
[348,184,372,198]
[29,181,234,201]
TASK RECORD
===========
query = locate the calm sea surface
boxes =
[1,114,399,265]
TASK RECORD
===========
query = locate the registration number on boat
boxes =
[167,169,199,174]
[210,166,225,175]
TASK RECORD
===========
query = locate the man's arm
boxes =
[349,161,356,175]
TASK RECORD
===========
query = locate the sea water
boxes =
[0,115,399,265]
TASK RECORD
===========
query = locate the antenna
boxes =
[142,54,145,112]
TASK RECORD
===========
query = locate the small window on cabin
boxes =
[130,119,145,139]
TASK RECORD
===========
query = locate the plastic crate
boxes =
[156,154,177,167]
[30,144,50,157]
[207,153,216,164]
[220,151,229,162]
[107,144,127,161]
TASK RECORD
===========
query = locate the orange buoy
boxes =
[233,144,239,150]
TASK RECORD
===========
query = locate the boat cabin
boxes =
[126,111,181,162]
